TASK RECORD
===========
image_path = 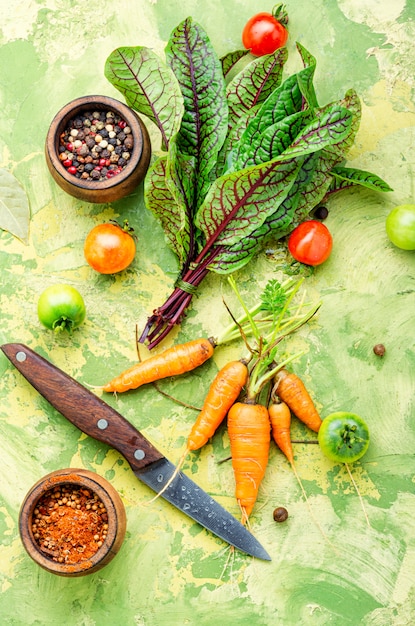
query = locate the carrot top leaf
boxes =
[259,279,287,320]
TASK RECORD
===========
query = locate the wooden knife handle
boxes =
[1,343,165,472]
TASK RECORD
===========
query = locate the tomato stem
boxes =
[109,218,134,234]
[52,317,74,333]
[340,424,366,449]
[272,3,289,26]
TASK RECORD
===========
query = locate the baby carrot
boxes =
[268,401,294,465]
[187,360,248,451]
[227,401,271,524]
[274,369,322,432]
[102,337,215,393]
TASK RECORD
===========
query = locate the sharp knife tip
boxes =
[253,549,272,562]
[239,540,271,561]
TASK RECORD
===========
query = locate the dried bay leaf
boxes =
[0,168,30,244]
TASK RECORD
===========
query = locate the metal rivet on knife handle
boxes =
[16,351,27,362]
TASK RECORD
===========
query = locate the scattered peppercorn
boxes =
[373,343,386,357]
[58,110,134,182]
[273,506,289,523]
[31,484,109,564]
[314,205,329,220]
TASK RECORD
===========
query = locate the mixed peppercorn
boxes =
[32,484,109,564]
[58,110,134,182]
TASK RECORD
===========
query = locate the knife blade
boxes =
[1,342,271,561]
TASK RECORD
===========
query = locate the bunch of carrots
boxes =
[100,275,323,525]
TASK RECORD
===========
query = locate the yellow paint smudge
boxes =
[349,80,415,158]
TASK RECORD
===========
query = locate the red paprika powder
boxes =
[32,483,108,564]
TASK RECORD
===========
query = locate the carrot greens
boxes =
[105,16,392,349]
[223,275,320,400]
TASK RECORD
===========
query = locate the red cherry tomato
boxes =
[84,221,136,274]
[288,220,333,266]
[242,12,288,56]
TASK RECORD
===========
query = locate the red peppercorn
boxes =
[106,170,116,178]
[66,143,74,151]
[63,159,72,168]
[99,158,107,166]
[118,120,127,129]
[67,166,77,175]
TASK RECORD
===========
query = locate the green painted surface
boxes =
[1,1,415,624]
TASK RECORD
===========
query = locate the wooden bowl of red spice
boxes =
[45,95,151,203]
[19,468,127,577]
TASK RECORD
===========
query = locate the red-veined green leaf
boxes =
[226,48,288,130]
[144,156,191,266]
[276,105,354,160]
[165,17,228,208]
[215,104,261,177]
[220,49,250,78]
[236,72,303,162]
[195,157,303,248]
[235,109,312,169]
[296,43,319,110]
[104,46,183,149]
[330,166,393,192]
[319,89,361,160]
[278,152,334,228]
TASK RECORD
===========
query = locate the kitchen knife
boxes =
[1,343,271,561]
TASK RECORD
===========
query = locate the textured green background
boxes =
[1,1,415,625]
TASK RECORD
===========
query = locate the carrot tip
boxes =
[84,382,104,391]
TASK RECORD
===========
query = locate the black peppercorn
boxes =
[314,205,329,220]
[273,507,289,522]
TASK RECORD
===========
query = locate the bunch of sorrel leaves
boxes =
[105,16,392,349]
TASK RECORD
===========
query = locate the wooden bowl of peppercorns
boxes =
[19,468,127,577]
[45,95,151,203]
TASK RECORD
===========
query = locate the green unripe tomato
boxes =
[318,412,370,464]
[386,204,415,250]
[37,284,86,333]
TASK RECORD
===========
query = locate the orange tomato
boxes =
[84,221,136,274]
